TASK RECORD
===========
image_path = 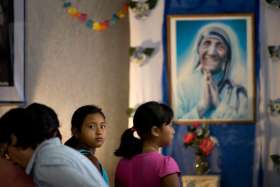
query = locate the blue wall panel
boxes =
[162,1,260,187]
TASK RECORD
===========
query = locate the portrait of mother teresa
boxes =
[175,23,253,121]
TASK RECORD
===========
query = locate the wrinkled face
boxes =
[198,35,228,73]
[76,113,107,149]
[158,122,175,147]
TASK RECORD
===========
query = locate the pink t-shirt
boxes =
[0,158,35,187]
[115,151,180,187]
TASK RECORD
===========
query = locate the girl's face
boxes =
[76,113,107,149]
[158,122,174,147]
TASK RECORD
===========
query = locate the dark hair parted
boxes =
[114,101,174,159]
[65,105,105,148]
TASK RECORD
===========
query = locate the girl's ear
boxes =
[151,126,160,137]
[72,127,79,138]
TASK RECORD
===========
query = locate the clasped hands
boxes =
[197,70,220,117]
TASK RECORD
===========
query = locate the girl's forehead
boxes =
[83,113,105,122]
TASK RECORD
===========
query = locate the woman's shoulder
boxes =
[0,158,35,186]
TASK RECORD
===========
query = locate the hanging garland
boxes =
[63,0,128,31]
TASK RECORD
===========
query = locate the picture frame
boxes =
[167,13,255,124]
[181,175,220,187]
[0,0,25,103]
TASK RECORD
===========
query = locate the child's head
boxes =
[70,105,107,149]
[133,101,173,133]
[115,101,174,159]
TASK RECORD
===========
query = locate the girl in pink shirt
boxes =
[114,101,180,187]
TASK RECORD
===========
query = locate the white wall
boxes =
[0,0,129,185]
[256,1,280,187]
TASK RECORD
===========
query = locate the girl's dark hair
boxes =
[114,128,142,159]
[25,103,62,146]
[114,101,173,159]
[64,136,78,148]
[65,105,105,148]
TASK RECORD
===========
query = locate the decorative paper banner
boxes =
[128,0,164,126]
[268,45,280,62]
[63,0,128,31]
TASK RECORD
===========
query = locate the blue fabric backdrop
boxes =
[162,1,260,187]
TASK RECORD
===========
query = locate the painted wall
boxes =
[258,1,280,186]
[0,0,129,185]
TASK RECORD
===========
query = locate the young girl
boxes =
[64,105,109,184]
[114,101,180,187]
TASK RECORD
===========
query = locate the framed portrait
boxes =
[0,0,25,103]
[181,175,220,187]
[167,14,255,124]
